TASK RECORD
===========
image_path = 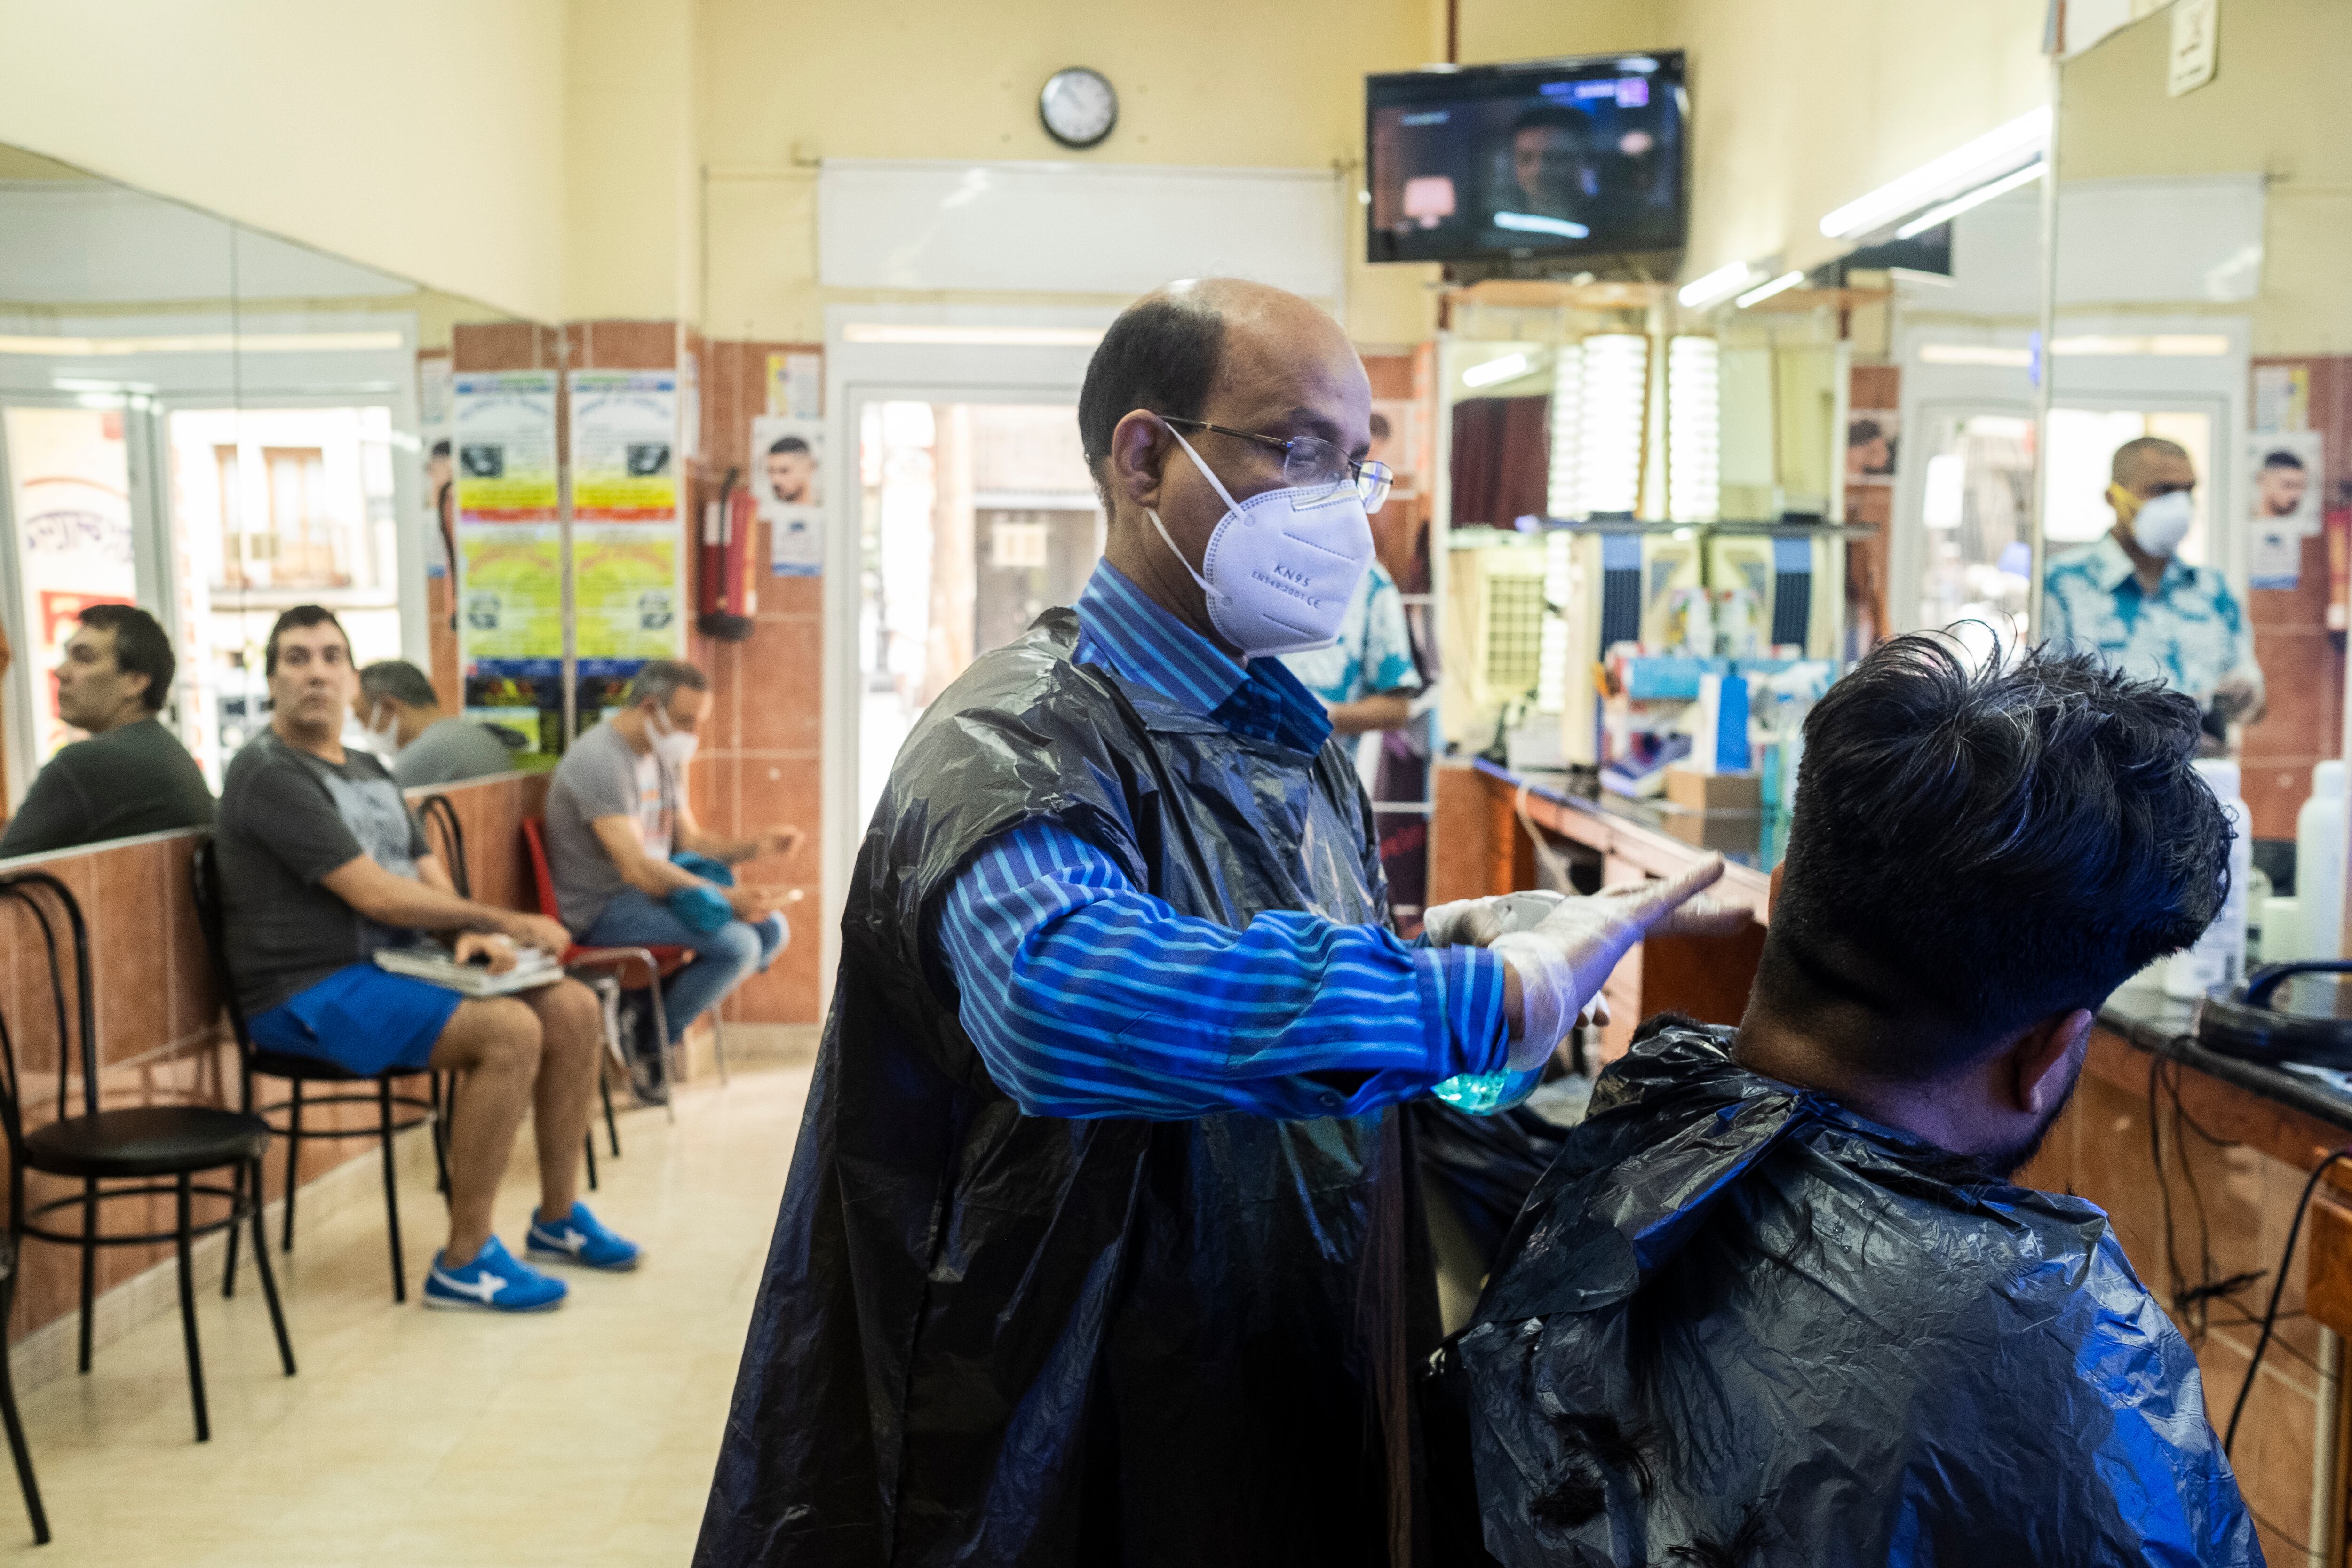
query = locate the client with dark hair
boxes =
[1434,634,2258,1566]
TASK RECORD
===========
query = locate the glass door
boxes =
[854,398,1101,831]
[1907,406,2037,648]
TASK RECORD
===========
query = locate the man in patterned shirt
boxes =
[2043,436,2265,732]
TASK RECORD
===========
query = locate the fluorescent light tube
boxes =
[1677,261,1757,310]
[1734,271,1804,309]
[1893,161,2045,239]
[1819,105,2051,239]
[1462,351,1532,389]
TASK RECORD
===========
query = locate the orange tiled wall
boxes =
[2241,357,2352,841]
[692,338,824,1027]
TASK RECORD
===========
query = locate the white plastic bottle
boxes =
[2298,758,2347,962]
[2167,759,2252,999]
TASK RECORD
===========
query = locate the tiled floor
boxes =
[0,1056,813,1567]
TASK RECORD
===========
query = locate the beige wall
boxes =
[695,0,1451,345]
[2060,0,2352,354]
[0,0,569,323]
[565,0,701,323]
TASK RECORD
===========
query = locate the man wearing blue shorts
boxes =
[214,606,643,1313]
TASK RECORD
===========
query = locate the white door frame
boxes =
[818,304,1113,1004]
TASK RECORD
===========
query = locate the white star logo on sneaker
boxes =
[546,1226,588,1256]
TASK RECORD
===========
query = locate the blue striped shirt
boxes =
[933,561,1509,1121]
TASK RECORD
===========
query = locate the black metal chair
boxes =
[0,869,293,1467]
[191,842,441,1305]
[415,793,620,1184]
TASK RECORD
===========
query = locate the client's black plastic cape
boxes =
[1430,1021,2261,1568]
[695,610,1446,1567]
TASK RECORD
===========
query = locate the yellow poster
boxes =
[458,526,564,661]
[575,524,682,661]
[451,372,558,522]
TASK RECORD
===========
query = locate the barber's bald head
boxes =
[1081,279,1369,653]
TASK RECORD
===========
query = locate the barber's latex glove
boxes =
[1422,890,1567,948]
[1493,855,1747,1071]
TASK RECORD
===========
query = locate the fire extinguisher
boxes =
[697,466,757,641]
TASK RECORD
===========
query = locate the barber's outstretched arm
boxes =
[935,823,1733,1120]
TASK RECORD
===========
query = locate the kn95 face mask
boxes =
[1144,421,1374,656]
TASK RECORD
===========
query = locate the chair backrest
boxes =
[520,818,560,920]
[0,871,97,1130]
[417,792,471,899]
[189,838,260,1060]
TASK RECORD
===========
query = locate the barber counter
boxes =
[1432,758,2352,1568]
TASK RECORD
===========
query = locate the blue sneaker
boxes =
[526,1202,644,1271]
[422,1236,567,1313]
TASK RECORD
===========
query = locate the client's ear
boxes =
[2010,1008,2095,1115]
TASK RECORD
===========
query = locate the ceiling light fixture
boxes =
[1733,271,1804,309]
[1462,351,1532,389]
[1819,105,2051,239]
[0,331,404,356]
[1893,161,2046,240]
[1677,261,1759,310]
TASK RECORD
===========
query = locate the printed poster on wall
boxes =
[450,370,560,672]
[765,351,821,418]
[2249,430,2324,538]
[753,414,825,576]
[571,369,683,665]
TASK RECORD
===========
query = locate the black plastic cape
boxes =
[696,609,1446,1567]
[1428,1022,2261,1568]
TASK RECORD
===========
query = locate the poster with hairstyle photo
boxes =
[2249,430,2324,537]
[753,415,825,576]
[1846,411,1899,486]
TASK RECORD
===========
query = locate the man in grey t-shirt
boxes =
[544,661,801,1088]
[215,606,640,1312]
[357,659,517,789]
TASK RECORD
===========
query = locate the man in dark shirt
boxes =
[214,605,642,1313]
[0,604,213,859]
[355,658,515,788]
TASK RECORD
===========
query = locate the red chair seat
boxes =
[523,820,694,989]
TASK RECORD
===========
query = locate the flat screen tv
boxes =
[1366,53,1687,269]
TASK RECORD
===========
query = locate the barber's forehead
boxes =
[280,622,349,654]
[1201,315,1369,438]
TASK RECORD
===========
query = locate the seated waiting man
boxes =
[1434,635,2257,1566]
[543,660,799,1097]
[356,658,516,788]
[0,604,213,858]
[214,605,641,1313]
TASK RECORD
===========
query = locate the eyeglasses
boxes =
[1162,417,1394,512]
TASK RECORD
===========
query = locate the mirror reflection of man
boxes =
[2256,448,2311,519]
[1496,105,1598,230]
[0,605,214,858]
[764,436,818,507]
[2043,436,2265,742]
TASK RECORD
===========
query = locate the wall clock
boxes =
[1039,67,1117,150]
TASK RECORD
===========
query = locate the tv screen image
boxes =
[1367,53,1686,267]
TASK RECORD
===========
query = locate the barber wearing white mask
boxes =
[697,279,1740,1566]
[2045,435,2265,742]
